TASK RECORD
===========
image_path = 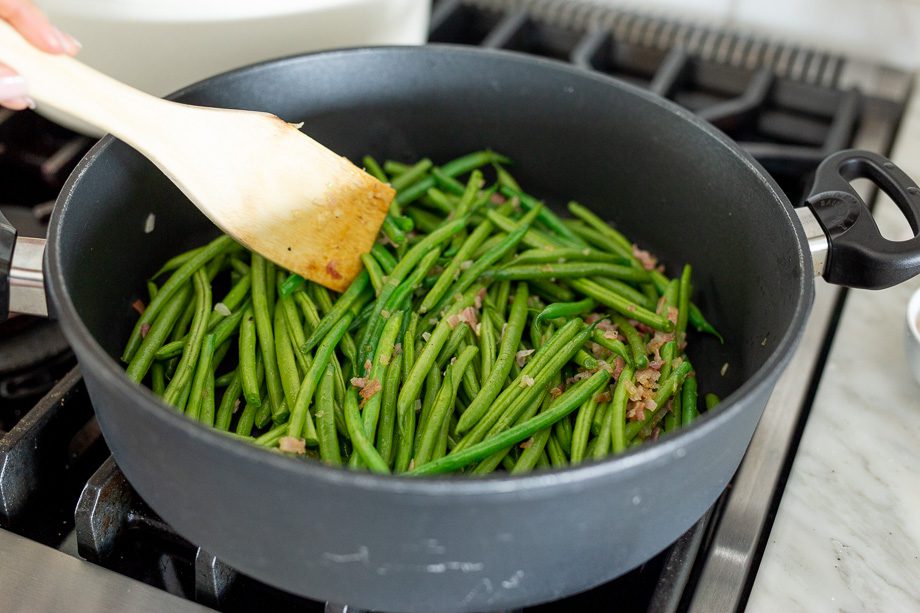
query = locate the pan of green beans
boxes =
[121,150,723,476]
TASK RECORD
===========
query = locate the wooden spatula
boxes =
[0,21,394,292]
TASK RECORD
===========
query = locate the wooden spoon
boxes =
[0,21,394,292]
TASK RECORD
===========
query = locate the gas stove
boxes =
[0,1,913,611]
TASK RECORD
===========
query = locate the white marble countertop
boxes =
[746,83,920,610]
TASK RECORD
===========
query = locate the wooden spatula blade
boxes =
[153,110,395,292]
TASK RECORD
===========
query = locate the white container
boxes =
[40,0,429,134]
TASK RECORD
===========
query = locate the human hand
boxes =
[0,0,80,110]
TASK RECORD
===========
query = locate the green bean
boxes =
[418,208,498,314]
[235,391,264,437]
[278,294,310,375]
[431,206,539,315]
[494,163,522,192]
[280,273,305,297]
[574,349,598,370]
[611,314,649,369]
[511,248,628,267]
[594,277,655,310]
[151,362,166,396]
[610,367,635,454]
[383,159,410,175]
[406,206,444,233]
[154,303,247,360]
[185,334,215,422]
[422,188,455,214]
[362,155,388,182]
[528,278,575,304]
[431,168,466,195]
[659,341,677,381]
[390,158,432,191]
[274,305,301,411]
[471,232,508,260]
[126,285,191,382]
[375,353,403,468]
[402,312,419,380]
[478,311,497,382]
[381,216,407,246]
[149,244,206,280]
[302,271,370,353]
[554,414,573,455]
[361,253,386,295]
[239,306,261,406]
[409,369,609,476]
[414,346,478,467]
[147,280,158,301]
[357,217,468,367]
[546,433,568,467]
[250,254,286,422]
[485,262,648,283]
[200,370,216,427]
[592,401,614,460]
[455,284,529,434]
[436,323,470,369]
[316,364,341,465]
[123,235,232,362]
[457,320,588,450]
[499,186,584,246]
[254,398,275,430]
[215,370,242,431]
[567,202,635,256]
[491,280,511,321]
[254,423,287,448]
[590,329,632,366]
[371,244,398,274]
[535,298,595,323]
[396,286,480,438]
[348,311,404,468]
[705,393,720,411]
[163,270,211,407]
[570,394,599,464]
[395,150,502,207]
[343,389,389,473]
[486,209,559,251]
[650,270,723,342]
[510,427,552,474]
[677,264,692,344]
[287,312,353,441]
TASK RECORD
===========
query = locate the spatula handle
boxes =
[0,20,163,141]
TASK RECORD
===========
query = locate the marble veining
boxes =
[746,87,920,611]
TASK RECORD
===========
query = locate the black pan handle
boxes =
[805,149,920,289]
[0,208,15,321]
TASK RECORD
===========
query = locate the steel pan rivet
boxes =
[907,187,920,195]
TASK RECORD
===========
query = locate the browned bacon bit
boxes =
[667,306,679,325]
[519,438,534,449]
[585,312,603,324]
[515,348,535,367]
[364,359,372,374]
[589,342,606,358]
[632,245,658,271]
[474,287,488,309]
[549,385,564,399]
[624,379,642,402]
[626,400,646,421]
[233,398,241,414]
[446,314,461,329]
[350,377,367,388]
[490,193,506,205]
[393,343,403,356]
[595,318,615,331]
[279,436,306,454]
[359,378,382,402]
[325,260,342,280]
[635,322,654,335]
[131,299,146,315]
[458,306,479,331]
[613,357,626,379]
[648,359,664,371]
[636,368,661,388]
[594,390,612,403]
[140,323,151,338]
[647,330,675,355]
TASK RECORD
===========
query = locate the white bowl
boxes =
[907,287,920,386]
[41,0,430,135]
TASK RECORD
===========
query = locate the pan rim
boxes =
[46,44,813,495]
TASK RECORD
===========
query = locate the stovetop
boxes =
[0,1,912,611]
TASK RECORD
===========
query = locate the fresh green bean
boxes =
[371,244,397,274]
[611,314,649,369]
[455,284,529,434]
[570,394,599,464]
[126,285,191,382]
[610,367,635,454]
[376,353,403,468]
[409,370,610,476]
[123,235,232,362]
[316,364,341,465]
[705,392,720,411]
[250,253,285,422]
[361,253,386,295]
[215,370,241,431]
[499,186,584,246]
[302,271,370,353]
[185,334,215,422]
[511,248,628,267]
[343,389,389,473]
[536,298,596,323]
[485,262,648,283]
[163,270,211,407]
[239,306,261,406]
[274,305,301,411]
[677,264,692,344]
[390,158,432,192]
[362,155,388,182]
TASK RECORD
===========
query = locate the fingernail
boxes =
[1,96,34,111]
[0,75,28,99]
[56,28,81,55]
